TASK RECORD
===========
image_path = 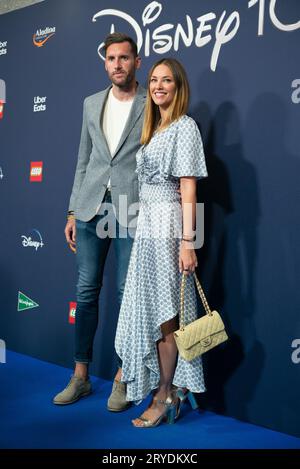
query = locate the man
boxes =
[53,33,146,411]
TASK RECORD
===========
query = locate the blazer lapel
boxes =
[111,84,146,159]
[96,85,111,161]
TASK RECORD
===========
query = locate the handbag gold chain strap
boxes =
[180,273,213,330]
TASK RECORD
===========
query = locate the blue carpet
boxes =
[0,351,300,449]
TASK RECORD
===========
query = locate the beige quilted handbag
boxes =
[174,273,228,361]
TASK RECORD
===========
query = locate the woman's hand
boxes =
[179,176,197,275]
[179,241,198,275]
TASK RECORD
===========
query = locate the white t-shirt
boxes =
[102,89,134,188]
[97,88,134,213]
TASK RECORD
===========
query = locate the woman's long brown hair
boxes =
[141,58,190,145]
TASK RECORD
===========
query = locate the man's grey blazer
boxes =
[69,84,146,225]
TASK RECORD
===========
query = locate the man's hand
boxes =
[65,218,76,250]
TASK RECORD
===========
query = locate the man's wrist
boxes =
[67,210,75,221]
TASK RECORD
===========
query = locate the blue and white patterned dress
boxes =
[115,115,208,403]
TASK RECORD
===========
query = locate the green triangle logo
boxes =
[17,291,39,311]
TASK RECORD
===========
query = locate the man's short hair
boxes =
[103,32,138,58]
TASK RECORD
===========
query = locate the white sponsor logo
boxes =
[248,0,300,35]
[21,229,44,251]
[31,166,42,176]
[93,0,300,72]
[291,79,300,104]
[33,96,47,112]
[35,26,56,37]
[291,339,300,364]
[0,339,6,363]
[0,41,7,56]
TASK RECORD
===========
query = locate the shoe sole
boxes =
[53,390,92,405]
[107,403,131,412]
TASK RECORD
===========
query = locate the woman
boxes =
[115,58,208,427]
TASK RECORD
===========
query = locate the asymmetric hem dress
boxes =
[115,115,208,403]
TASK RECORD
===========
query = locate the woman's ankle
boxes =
[154,387,173,402]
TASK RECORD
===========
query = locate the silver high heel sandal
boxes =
[175,388,199,419]
[177,388,199,409]
[132,396,177,428]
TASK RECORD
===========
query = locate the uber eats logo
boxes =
[33,96,47,112]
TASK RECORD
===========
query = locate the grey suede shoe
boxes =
[53,375,92,405]
[107,380,131,412]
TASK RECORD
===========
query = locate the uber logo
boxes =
[33,96,47,112]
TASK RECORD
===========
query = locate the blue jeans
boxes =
[74,194,134,364]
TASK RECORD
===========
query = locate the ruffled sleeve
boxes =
[161,116,208,180]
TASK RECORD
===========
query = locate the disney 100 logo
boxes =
[92,0,300,72]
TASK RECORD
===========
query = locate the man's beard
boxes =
[110,70,134,89]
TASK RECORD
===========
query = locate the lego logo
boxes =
[31,167,42,176]
[30,161,43,182]
[69,302,76,324]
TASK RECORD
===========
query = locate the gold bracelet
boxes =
[67,214,75,220]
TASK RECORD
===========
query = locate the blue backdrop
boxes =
[0,0,300,438]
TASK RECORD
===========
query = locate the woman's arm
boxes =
[179,177,198,275]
